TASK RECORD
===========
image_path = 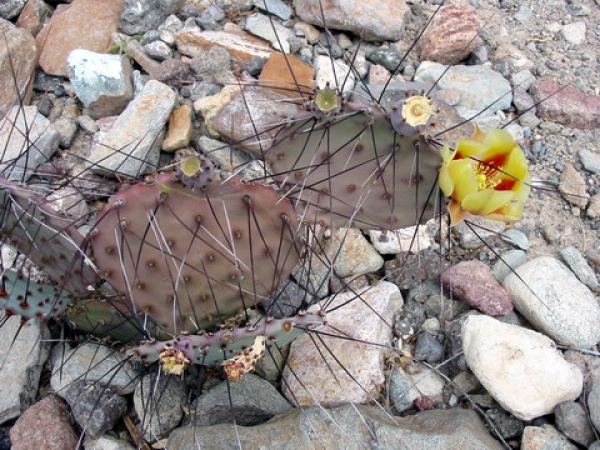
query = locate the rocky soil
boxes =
[0,0,600,449]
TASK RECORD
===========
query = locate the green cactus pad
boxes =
[90,173,303,335]
[0,270,76,322]
[263,103,442,230]
[127,310,326,367]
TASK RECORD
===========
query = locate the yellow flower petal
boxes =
[461,189,515,216]
[447,159,478,201]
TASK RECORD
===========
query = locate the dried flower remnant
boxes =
[439,127,531,226]
[159,346,191,376]
[222,335,266,381]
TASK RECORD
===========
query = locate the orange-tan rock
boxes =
[259,53,314,99]
[36,0,123,77]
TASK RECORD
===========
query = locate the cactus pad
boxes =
[257,100,442,230]
[90,173,303,334]
[0,176,97,297]
[0,270,76,322]
[127,311,326,367]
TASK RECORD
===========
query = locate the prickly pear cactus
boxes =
[243,88,442,230]
[0,176,97,297]
[127,310,326,368]
[0,270,76,322]
[89,170,304,335]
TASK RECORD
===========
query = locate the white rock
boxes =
[503,256,600,348]
[282,281,403,405]
[0,315,50,423]
[327,228,383,277]
[368,225,431,255]
[561,22,586,45]
[462,315,583,421]
[50,342,139,395]
[314,55,356,97]
[67,49,133,119]
[0,105,60,181]
[85,435,136,450]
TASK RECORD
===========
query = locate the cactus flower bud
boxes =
[439,127,531,226]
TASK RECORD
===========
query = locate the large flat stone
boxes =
[88,80,176,177]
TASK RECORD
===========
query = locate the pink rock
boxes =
[531,77,600,130]
[36,0,123,77]
[16,0,53,37]
[0,19,37,117]
[10,395,79,450]
[418,5,484,65]
[441,260,513,316]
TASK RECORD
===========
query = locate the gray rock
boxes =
[500,229,530,251]
[143,40,173,61]
[513,87,535,113]
[262,280,317,318]
[245,13,292,53]
[588,377,600,434]
[0,0,26,19]
[581,149,600,175]
[511,69,536,91]
[63,381,128,438]
[67,49,134,119]
[252,0,292,20]
[50,342,139,395]
[134,373,186,440]
[295,0,409,42]
[88,79,176,177]
[414,332,445,363]
[168,405,504,449]
[0,315,50,423]
[53,117,79,148]
[560,246,600,290]
[503,257,600,348]
[190,45,235,84]
[0,105,60,182]
[554,401,595,446]
[389,366,445,413]
[415,62,512,119]
[491,249,527,283]
[120,0,184,35]
[485,408,523,440]
[190,373,292,426]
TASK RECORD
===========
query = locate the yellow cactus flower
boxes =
[439,127,531,226]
